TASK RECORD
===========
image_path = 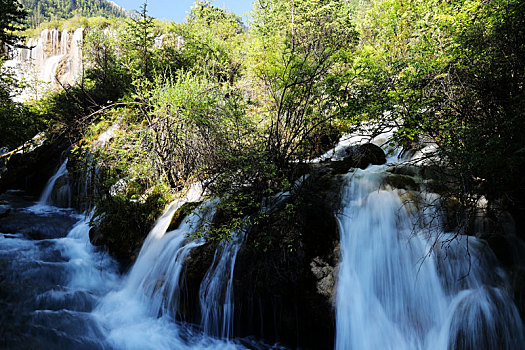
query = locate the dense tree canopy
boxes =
[20,0,127,28]
[347,0,525,227]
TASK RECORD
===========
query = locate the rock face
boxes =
[0,136,72,196]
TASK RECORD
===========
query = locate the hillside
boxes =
[20,0,128,28]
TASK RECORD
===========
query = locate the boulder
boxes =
[330,143,386,174]
[382,173,419,191]
[167,202,202,232]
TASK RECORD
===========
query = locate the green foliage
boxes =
[121,3,155,84]
[0,100,44,149]
[349,0,525,214]
[5,0,522,247]
[20,0,126,28]
[68,0,358,243]
[0,0,32,149]
[20,16,116,37]
[249,0,357,168]
[91,187,170,263]
[173,1,245,84]
[0,0,27,47]
[83,25,132,98]
[145,71,258,190]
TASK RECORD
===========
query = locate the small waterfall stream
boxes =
[200,227,247,339]
[36,158,69,206]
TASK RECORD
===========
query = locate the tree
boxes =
[176,0,245,84]
[20,0,126,28]
[249,0,357,171]
[349,0,525,235]
[0,0,27,48]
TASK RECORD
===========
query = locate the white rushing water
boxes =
[3,28,84,101]
[335,147,525,349]
[92,193,247,349]
[1,177,255,349]
[34,159,69,209]
[3,126,524,349]
[200,226,247,339]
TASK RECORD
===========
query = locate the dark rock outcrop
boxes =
[330,143,387,174]
[89,193,168,271]
[181,165,343,349]
[0,135,72,196]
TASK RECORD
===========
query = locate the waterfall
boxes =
[36,158,69,206]
[40,54,64,83]
[199,227,247,339]
[66,28,84,83]
[92,196,239,349]
[334,150,525,349]
[60,29,70,55]
[3,27,84,102]
[119,200,209,318]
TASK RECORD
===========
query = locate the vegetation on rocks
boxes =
[1,0,524,259]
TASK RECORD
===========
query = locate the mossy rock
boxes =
[231,169,341,349]
[167,201,202,232]
[89,193,168,270]
[0,135,72,196]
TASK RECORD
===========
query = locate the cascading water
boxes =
[93,200,210,349]
[200,227,247,339]
[334,145,525,349]
[0,191,120,349]
[2,125,524,349]
[3,27,84,102]
[34,158,69,208]
[0,173,265,349]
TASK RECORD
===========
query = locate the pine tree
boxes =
[0,0,27,47]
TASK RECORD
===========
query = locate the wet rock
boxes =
[180,163,342,349]
[387,164,421,177]
[231,166,341,349]
[168,202,202,232]
[88,193,168,271]
[109,179,128,197]
[484,234,515,268]
[179,240,218,323]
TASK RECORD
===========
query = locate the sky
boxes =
[111,0,254,23]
